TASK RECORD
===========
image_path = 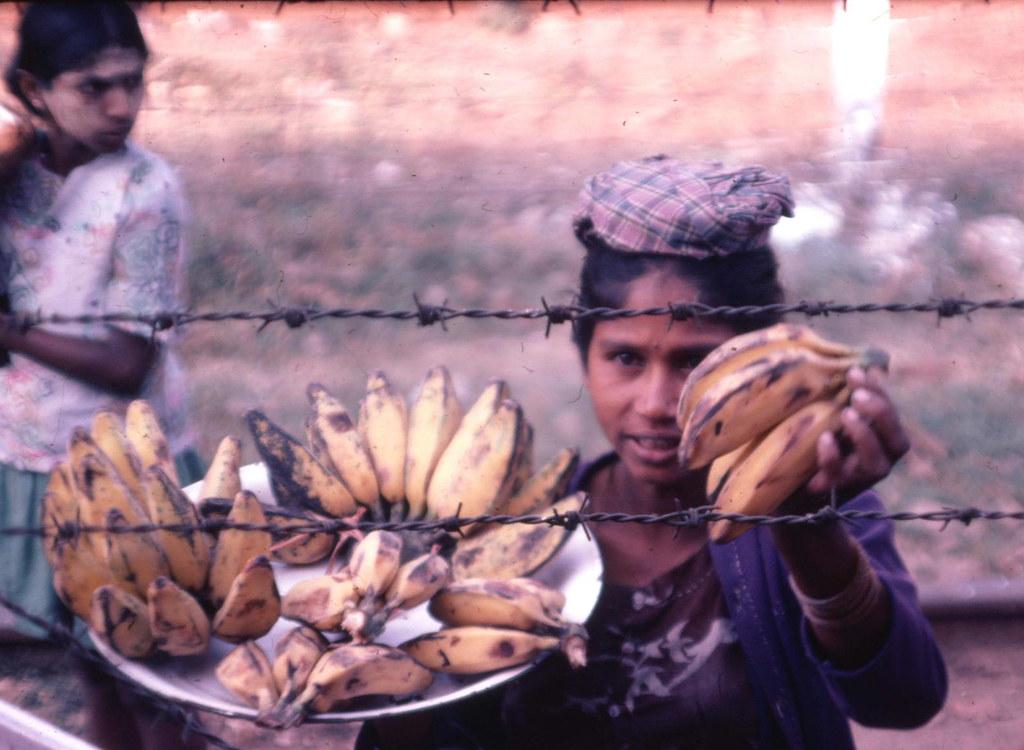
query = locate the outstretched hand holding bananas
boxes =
[676,323,910,542]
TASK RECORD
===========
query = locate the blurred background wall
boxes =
[2,0,1022,589]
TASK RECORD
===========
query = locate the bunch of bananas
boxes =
[216,575,587,728]
[676,324,888,543]
[42,403,291,660]
[247,367,583,580]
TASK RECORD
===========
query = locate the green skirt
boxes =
[0,449,205,641]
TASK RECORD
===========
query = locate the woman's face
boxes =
[584,271,737,488]
[29,47,145,155]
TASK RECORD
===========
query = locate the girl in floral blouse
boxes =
[1,4,203,748]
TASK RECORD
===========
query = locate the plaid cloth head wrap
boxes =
[573,156,795,259]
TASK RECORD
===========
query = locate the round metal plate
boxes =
[92,463,603,722]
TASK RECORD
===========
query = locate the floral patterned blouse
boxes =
[0,141,192,473]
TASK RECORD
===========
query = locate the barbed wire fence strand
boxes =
[4,296,1024,339]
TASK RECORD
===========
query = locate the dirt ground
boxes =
[1,615,1022,749]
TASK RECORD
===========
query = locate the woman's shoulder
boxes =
[120,142,184,194]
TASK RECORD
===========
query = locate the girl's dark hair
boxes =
[5,2,148,115]
[572,225,786,361]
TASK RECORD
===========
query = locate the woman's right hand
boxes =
[0,101,36,180]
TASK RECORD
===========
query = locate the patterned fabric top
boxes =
[500,545,761,750]
[0,141,192,472]
[573,156,794,258]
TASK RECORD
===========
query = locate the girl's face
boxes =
[28,47,145,156]
[584,271,737,489]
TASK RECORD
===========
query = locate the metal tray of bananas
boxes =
[91,462,603,723]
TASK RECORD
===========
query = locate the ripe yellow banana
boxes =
[268,513,337,566]
[679,347,860,470]
[709,389,850,544]
[125,400,178,485]
[677,323,857,429]
[384,549,452,612]
[266,644,433,729]
[348,529,404,601]
[280,573,360,631]
[305,383,380,510]
[495,448,580,519]
[147,576,211,656]
[101,508,171,600]
[89,585,154,659]
[199,436,242,502]
[358,371,408,514]
[401,625,587,674]
[505,420,534,501]
[216,641,279,713]
[425,399,525,526]
[404,366,463,519]
[269,625,329,716]
[91,411,145,502]
[40,463,78,567]
[247,410,357,517]
[72,448,150,529]
[50,533,121,621]
[705,440,758,504]
[451,492,584,580]
[212,555,281,642]
[428,578,565,631]
[142,467,213,595]
[423,379,509,520]
[206,491,272,609]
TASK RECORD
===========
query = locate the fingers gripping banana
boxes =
[451,492,584,580]
[216,641,279,713]
[404,366,463,519]
[247,410,357,517]
[212,555,281,642]
[709,390,849,544]
[147,576,211,656]
[679,348,856,470]
[89,585,155,659]
[91,411,145,502]
[207,491,272,609]
[142,467,213,594]
[200,436,242,502]
[426,399,524,525]
[125,400,178,485]
[358,371,408,513]
[306,384,380,510]
[428,578,565,631]
[266,644,433,729]
[401,625,587,674]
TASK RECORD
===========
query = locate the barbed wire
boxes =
[9,502,1024,545]
[0,594,245,750]
[4,296,1024,338]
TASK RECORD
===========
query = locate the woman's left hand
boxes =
[804,365,911,499]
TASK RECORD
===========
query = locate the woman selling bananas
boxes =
[1,4,203,749]
[358,157,947,749]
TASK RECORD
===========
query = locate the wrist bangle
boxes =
[789,542,885,631]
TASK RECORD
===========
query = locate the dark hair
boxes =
[571,226,786,361]
[5,2,148,115]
